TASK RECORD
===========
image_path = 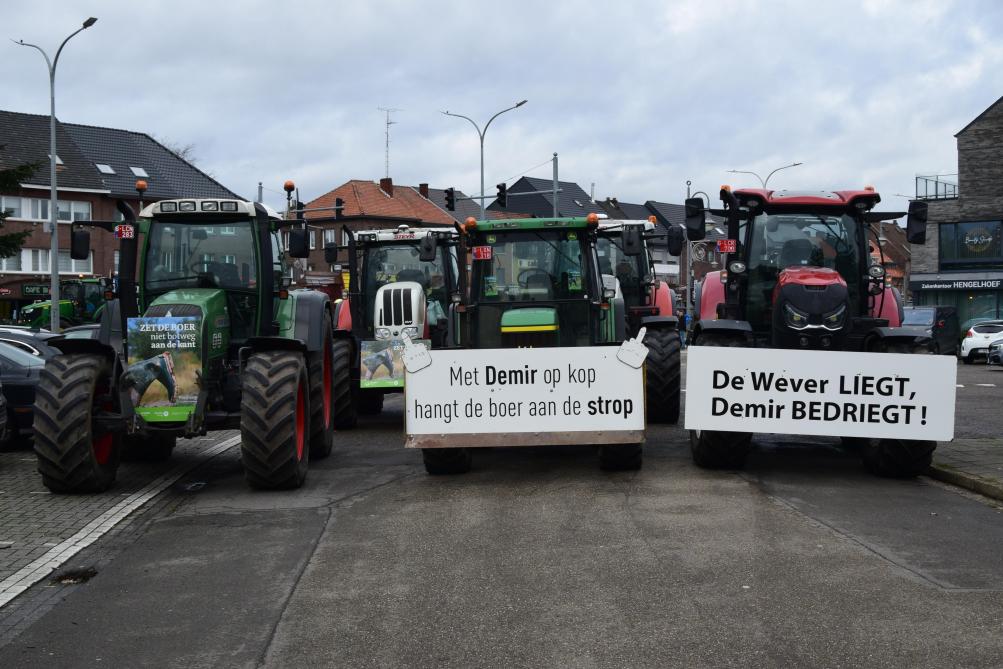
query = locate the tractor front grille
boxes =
[502,330,559,348]
[380,288,414,327]
[146,304,203,317]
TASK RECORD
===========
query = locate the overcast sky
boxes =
[3,0,1002,214]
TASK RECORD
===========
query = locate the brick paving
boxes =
[0,432,238,585]
[930,438,1003,500]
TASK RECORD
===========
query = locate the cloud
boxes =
[2,0,1001,213]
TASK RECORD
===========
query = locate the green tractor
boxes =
[415,213,682,474]
[33,198,336,492]
[17,278,110,329]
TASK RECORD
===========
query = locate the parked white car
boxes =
[960,321,1003,364]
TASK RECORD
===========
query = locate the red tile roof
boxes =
[306,180,456,226]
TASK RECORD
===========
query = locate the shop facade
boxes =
[909,96,1003,326]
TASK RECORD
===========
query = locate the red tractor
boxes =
[684,186,932,476]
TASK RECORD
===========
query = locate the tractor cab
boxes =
[138,199,291,346]
[329,224,459,347]
[597,220,654,310]
[463,215,610,348]
[685,186,928,351]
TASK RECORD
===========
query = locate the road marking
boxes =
[0,435,241,609]
[976,383,996,387]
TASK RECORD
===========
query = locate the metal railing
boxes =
[915,174,958,200]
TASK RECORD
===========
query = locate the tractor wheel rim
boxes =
[323,344,332,428]
[93,433,113,465]
[296,380,306,461]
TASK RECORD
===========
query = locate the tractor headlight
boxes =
[868,264,886,279]
[402,326,419,339]
[375,327,391,340]
[783,303,809,330]
[822,304,846,330]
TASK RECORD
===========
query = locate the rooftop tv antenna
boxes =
[378,107,402,179]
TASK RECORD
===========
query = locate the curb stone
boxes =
[927,463,1003,502]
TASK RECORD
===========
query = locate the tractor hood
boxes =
[500,308,558,333]
[771,267,849,348]
[147,289,224,318]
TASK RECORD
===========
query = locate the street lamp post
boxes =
[442,100,527,218]
[726,161,803,189]
[14,17,97,332]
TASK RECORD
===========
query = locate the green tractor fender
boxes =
[242,289,332,360]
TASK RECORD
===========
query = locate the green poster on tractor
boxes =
[124,316,201,422]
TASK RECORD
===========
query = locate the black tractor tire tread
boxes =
[34,354,120,493]
[863,439,935,478]
[307,312,335,459]
[240,351,310,489]
[644,327,681,424]
[331,338,358,430]
[422,448,472,475]
[689,333,753,470]
[599,442,643,471]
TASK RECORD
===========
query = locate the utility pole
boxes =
[378,107,402,179]
[552,153,559,218]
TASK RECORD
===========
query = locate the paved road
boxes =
[0,360,1002,667]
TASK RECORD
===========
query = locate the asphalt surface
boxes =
[1,360,1002,668]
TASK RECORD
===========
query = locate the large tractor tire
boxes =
[307,312,335,459]
[689,333,753,469]
[332,338,357,430]
[643,327,681,424]
[422,448,472,475]
[358,390,385,416]
[863,439,935,478]
[240,351,311,489]
[123,433,176,462]
[599,442,643,471]
[34,354,122,493]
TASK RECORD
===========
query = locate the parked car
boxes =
[988,338,1003,367]
[60,324,100,340]
[961,321,1003,364]
[0,330,61,358]
[900,306,960,355]
[0,341,44,440]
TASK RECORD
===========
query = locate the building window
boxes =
[0,254,21,271]
[96,163,115,174]
[0,196,22,218]
[130,167,149,177]
[220,226,236,236]
[309,230,317,250]
[939,221,1003,270]
[57,250,93,274]
[19,198,91,223]
[323,228,338,245]
[220,254,236,264]
[114,250,120,272]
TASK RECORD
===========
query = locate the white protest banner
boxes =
[684,347,956,441]
[404,345,644,443]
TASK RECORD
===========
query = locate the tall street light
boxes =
[14,17,98,332]
[727,161,804,189]
[442,100,527,218]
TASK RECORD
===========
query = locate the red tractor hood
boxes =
[775,266,846,291]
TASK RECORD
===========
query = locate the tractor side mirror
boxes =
[622,227,643,256]
[324,244,338,264]
[906,201,928,245]
[70,228,90,260]
[418,235,437,263]
[666,226,685,257]
[287,228,309,258]
[684,198,706,241]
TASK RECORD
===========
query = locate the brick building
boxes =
[0,110,238,321]
[910,95,1003,324]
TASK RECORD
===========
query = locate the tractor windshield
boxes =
[144,221,258,292]
[597,233,651,307]
[746,212,862,329]
[362,243,452,324]
[474,230,586,302]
